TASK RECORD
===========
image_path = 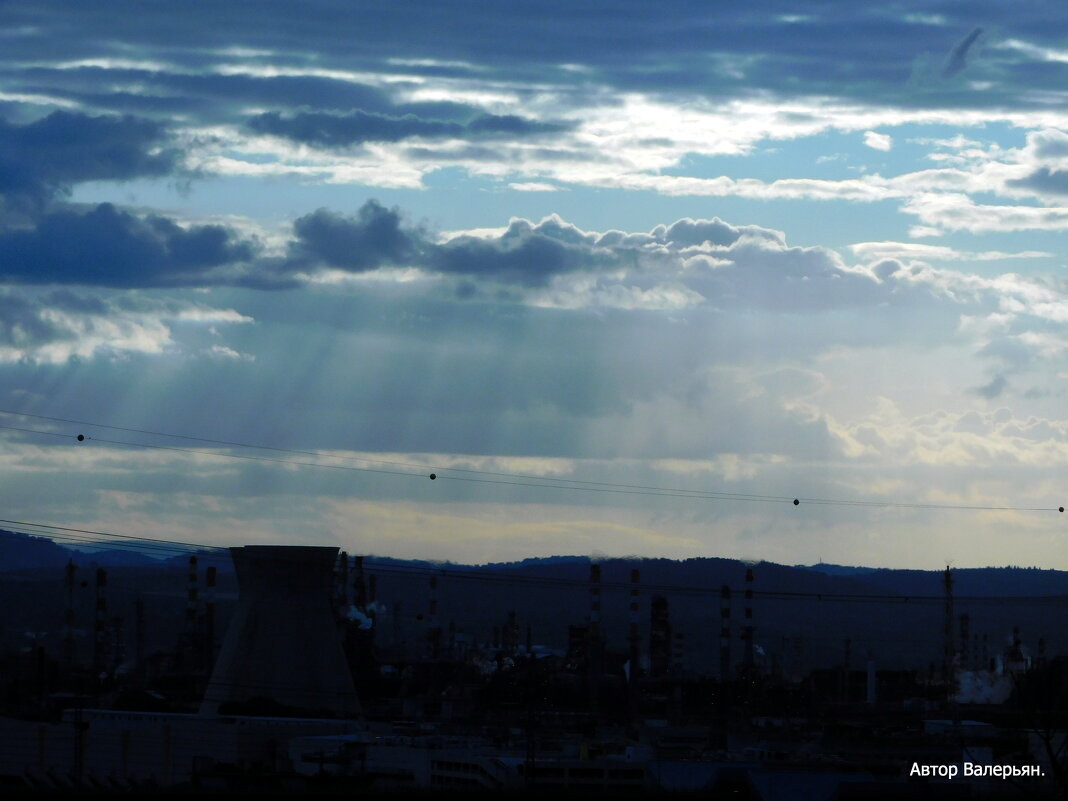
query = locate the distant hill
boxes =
[0,529,72,570]
[0,528,173,569]
[799,563,878,577]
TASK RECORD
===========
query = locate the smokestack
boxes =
[588,563,602,709]
[942,566,954,693]
[200,546,360,717]
[427,575,441,658]
[589,563,601,635]
[186,555,198,621]
[428,576,438,625]
[672,632,685,668]
[628,568,641,721]
[959,613,970,671]
[502,611,519,652]
[628,569,640,676]
[135,595,146,679]
[649,595,671,678]
[588,563,602,666]
[841,637,851,703]
[353,555,368,612]
[866,660,876,705]
[63,560,76,672]
[339,551,349,605]
[93,567,108,675]
[184,555,202,671]
[743,567,755,672]
[719,585,731,681]
[205,565,217,671]
[332,551,349,624]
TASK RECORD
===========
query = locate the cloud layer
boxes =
[0,2,1066,569]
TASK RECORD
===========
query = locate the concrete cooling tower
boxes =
[200,545,361,717]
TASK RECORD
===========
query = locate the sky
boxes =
[0,1,1066,569]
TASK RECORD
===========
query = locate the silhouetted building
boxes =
[649,595,672,678]
[200,545,360,717]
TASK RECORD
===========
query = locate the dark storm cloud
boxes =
[1029,130,1068,160]
[432,215,784,289]
[285,202,614,286]
[1006,167,1068,197]
[0,111,277,290]
[155,72,394,114]
[281,201,920,304]
[431,227,610,288]
[0,111,176,205]
[0,203,256,288]
[247,109,570,147]
[7,66,391,118]
[5,1,1065,116]
[39,91,205,116]
[8,65,525,124]
[288,202,424,271]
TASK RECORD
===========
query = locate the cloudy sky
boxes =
[1,1,1066,569]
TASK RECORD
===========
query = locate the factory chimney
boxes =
[93,567,109,675]
[649,595,672,678]
[200,546,360,717]
[942,566,955,695]
[628,568,641,675]
[427,575,442,658]
[743,566,755,673]
[204,565,217,670]
[588,563,602,668]
[587,563,603,709]
[63,560,76,672]
[719,585,731,681]
[628,568,641,720]
[336,550,350,615]
[185,555,200,669]
[959,613,970,671]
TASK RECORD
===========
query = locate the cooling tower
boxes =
[200,546,361,717]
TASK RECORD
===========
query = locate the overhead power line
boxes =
[0,410,1063,514]
[0,517,226,556]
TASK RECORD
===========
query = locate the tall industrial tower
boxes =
[200,546,361,717]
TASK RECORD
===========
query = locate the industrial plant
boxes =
[1,533,1066,798]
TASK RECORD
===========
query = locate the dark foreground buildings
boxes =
[1,546,1066,798]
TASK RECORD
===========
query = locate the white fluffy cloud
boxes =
[864,131,893,151]
[0,291,252,364]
